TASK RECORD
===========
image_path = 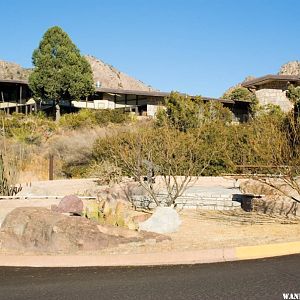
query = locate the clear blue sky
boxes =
[0,0,299,97]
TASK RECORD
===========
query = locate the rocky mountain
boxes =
[0,56,155,92]
[0,60,31,81]
[84,55,155,91]
[278,61,300,76]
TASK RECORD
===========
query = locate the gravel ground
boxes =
[1,178,299,255]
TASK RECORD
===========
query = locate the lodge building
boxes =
[0,79,251,121]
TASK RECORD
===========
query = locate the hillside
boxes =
[0,60,31,81]
[84,55,155,91]
[279,61,300,76]
[0,56,156,91]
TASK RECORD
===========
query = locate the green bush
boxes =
[1,113,56,145]
[59,109,129,129]
[58,109,95,129]
[222,86,258,114]
[94,109,128,125]
[156,92,232,131]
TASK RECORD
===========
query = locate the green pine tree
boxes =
[29,26,94,120]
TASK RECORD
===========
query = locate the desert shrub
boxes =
[48,127,111,178]
[0,137,31,187]
[156,92,232,130]
[0,153,22,196]
[58,109,129,129]
[223,86,258,114]
[94,109,129,125]
[87,161,122,186]
[58,109,95,129]
[10,127,42,145]
[92,122,232,205]
[0,113,56,145]
[224,110,288,173]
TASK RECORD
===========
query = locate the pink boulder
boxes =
[51,195,83,215]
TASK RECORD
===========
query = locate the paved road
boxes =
[0,255,299,300]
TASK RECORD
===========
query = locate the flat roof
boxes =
[241,74,300,88]
[0,79,243,104]
[0,79,28,85]
[95,87,169,97]
[96,87,236,104]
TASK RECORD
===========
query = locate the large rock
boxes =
[51,194,83,215]
[0,207,169,253]
[240,179,300,216]
[138,207,181,234]
[279,61,300,76]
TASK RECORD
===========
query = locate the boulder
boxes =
[0,207,170,253]
[51,195,83,215]
[0,207,126,253]
[240,179,300,216]
[138,207,181,234]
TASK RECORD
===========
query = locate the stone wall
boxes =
[132,193,242,211]
[255,88,293,112]
[254,80,300,112]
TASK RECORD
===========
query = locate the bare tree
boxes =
[93,123,228,208]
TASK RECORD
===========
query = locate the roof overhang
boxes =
[0,79,28,85]
[96,87,236,104]
[241,74,300,88]
[0,80,245,105]
[95,87,169,97]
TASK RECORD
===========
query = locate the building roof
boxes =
[241,74,300,88]
[95,87,169,97]
[95,87,236,104]
[0,79,243,104]
[0,79,28,85]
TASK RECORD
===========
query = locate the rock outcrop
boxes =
[279,61,300,76]
[0,60,31,81]
[85,55,155,91]
[240,180,299,216]
[0,207,168,253]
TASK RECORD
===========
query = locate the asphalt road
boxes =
[0,255,299,300]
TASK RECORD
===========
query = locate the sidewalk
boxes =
[0,241,299,267]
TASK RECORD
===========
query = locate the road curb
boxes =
[0,241,299,267]
[235,241,300,260]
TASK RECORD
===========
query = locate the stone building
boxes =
[241,74,300,112]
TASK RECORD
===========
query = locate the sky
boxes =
[0,0,300,97]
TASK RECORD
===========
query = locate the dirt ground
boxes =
[97,209,300,255]
[1,178,300,255]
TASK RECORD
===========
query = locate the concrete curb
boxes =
[235,241,300,260]
[0,241,299,267]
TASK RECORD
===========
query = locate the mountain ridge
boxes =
[0,56,156,91]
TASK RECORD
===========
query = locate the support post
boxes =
[16,85,22,113]
[49,154,54,181]
[135,95,139,114]
[20,85,22,105]
[114,94,117,109]
[1,91,5,114]
[125,94,127,109]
